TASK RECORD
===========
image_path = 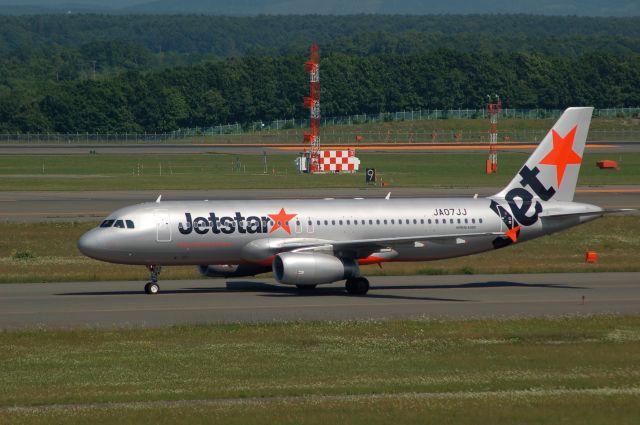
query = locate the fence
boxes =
[1,107,639,145]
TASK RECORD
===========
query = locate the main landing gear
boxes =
[345,277,369,295]
[144,265,162,295]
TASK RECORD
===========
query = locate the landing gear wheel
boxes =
[345,277,369,295]
[144,265,162,295]
[144,282,160,295]
[296,284,317,291]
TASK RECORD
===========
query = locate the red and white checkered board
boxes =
[318,151,360,172]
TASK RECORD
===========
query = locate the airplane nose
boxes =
[77,229,103,259]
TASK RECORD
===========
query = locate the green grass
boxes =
[6,116,639,145]
[0,151,637,191]
[0,216,638,283]
[1,316,639,424]
[242,116,640,144]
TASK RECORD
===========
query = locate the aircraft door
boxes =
[154,209,171,242]
[307,219,315,234]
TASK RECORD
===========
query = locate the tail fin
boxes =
[495,107,593,202]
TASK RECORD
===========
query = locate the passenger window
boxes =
[339,220,343,225]
[383,219,388,225]
[450,219,454,224]
[332,220,336,225]
[324,220,328,225]
[479,218,483,224]
[346,220,350,225]
[472,218,476,224]
[370,220,373,225]
[457,219,461,224]
[435,219,438,224]
[114,219,125,228]
[413,219,417,224]
[376,220,380,225]
[100,220,115,228]
[126,220,135,229]
[391,219,395,224]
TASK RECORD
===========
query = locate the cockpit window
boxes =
[114,219,125,228]
[100,220,115,228]
[126,220,135,229]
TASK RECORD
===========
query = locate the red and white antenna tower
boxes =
[303,44,321,173]
[486,94,502,174]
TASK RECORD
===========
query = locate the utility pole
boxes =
[486,94,502,174]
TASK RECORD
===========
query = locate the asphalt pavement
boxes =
[0,140,638,154]
[0,273,638,328]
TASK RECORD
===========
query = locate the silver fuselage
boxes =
[78,197,602,266]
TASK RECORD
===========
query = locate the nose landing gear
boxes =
[144,265,162,295]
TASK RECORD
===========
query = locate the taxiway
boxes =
[0,273,637,328]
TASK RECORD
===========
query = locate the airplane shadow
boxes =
[55,279,581,301]
[373,280,587,291]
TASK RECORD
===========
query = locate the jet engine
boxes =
[272,252,358,285]
[197,264,270,278]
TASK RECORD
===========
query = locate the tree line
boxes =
[2,14,640,57]
[2,50,639,133]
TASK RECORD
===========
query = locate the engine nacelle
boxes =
[198,264,270,278]
[272,252,358,285]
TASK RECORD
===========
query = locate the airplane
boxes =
[78,107,615,295]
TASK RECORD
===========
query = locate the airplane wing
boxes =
[254,231,502,260]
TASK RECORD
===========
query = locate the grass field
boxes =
[6,116,639,145]
[1,316,639,424]
[0,151,637,191]
[1,216,638,283]
[224,116,640,144]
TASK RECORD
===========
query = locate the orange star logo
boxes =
[504,225,521,243]
[268,208,297,234]
[539,125,582,188]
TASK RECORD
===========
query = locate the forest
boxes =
[1,14,639,133]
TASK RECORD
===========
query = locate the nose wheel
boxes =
[144,265,162,295]
[345,277,369,295]
[144,282,160,294]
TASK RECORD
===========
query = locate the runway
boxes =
[0,273,638,328]
[0,140,638,154]
[0,186,638,221]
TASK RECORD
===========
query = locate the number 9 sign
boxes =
[366,168,376,183]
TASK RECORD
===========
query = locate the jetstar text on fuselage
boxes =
[178,211,297,235]
[179,212,272,235]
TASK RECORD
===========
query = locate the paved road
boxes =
[0,140,638,154]
[0,273,638,328]
[0,186,637,222]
